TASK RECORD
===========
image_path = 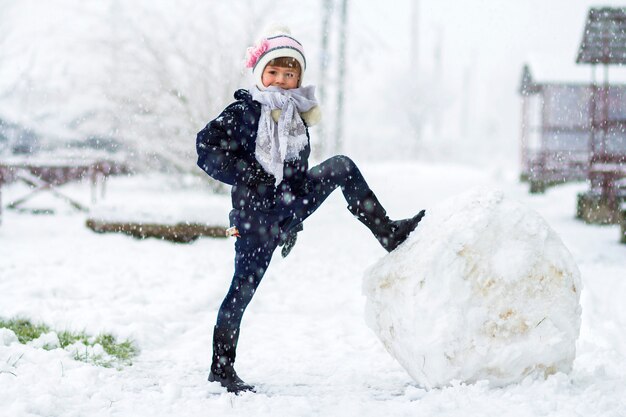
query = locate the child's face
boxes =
[261,65,300,89]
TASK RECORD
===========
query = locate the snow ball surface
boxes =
[363,188,582,389]
[0,328,19,346]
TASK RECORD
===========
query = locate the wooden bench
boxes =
[0,159,128,225]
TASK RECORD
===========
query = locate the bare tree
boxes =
[0,0,307,179]
[96,1,249,173]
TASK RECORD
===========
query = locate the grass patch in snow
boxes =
[0,317,51,344]
[0,317,138,368]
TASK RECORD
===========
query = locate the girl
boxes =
[196,27,425,394]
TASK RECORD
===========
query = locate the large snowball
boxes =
[363,189,582,389]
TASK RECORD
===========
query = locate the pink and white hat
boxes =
[245,26,306,90]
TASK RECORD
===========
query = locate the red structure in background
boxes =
[519,7,626,225]
[518,65,597,193]
[0,159,129,226]
[576,7,626,224]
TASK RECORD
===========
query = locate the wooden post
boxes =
[334,0,348,154]
[0,170,3,227]
[91,166,98,204]
[409,0,422,152]
[602,63,611,200]
[315,0,333,160]
[101,172,107,200]
[520,95,529,181]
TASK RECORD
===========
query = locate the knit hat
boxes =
[245,25,306,90]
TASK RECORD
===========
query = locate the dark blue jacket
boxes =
[196,89,311,236]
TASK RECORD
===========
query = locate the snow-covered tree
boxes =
[0,1,256,174]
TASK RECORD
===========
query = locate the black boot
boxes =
[385,210,426,251]
[348,191,425,252]
[208,326,255,394]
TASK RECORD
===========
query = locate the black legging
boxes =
[216,155,374,329]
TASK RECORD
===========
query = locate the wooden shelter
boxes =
[0,159,129,225]
[519,65,596,193]
[575,7,626,224]
[519,7,626,225]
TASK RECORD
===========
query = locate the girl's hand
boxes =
[225,227,240,238]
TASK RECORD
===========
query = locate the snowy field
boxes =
[0,161,624,417]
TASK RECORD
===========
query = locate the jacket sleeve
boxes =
[196,103,275,186]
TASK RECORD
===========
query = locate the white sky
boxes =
[338,0,626,162]
[3,0,626,166]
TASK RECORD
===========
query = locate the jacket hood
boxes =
[234,89,253,102]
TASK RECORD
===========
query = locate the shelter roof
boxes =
[577,7,626,65]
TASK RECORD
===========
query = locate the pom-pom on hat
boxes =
[245,25,306,89]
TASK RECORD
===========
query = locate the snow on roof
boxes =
[523,52,626,85]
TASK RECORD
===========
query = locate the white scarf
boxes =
[250,85,318,186]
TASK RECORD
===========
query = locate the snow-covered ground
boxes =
[0,161,624,417]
